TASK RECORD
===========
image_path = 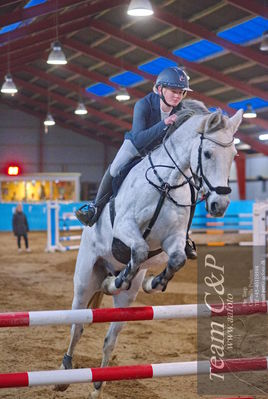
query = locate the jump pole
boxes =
[0,357,267,388]
[0,302,267,328]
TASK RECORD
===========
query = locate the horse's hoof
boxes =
[142,275,155,293]
[101,276,121,295]
[53,383,70,392]
[53,354,72,392]
[93,381,102,390]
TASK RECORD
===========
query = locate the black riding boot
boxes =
[76,166,113,226]
[185,185,197,260]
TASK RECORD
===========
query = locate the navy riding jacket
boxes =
[125,92,182,156]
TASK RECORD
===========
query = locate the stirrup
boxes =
[75,203,97,226]
[185,238,197,260]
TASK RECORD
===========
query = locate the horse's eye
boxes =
[204,151,211,159]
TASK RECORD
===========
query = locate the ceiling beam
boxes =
[14,77,128,136]
[3,1,265,106]
[65,37,268,133]
[64,38,154,82]
[63,64,144,100]
[154,9,268,69]
[90,20,268,102]
[1,31,267,135]
[0,13,90,57]
[0,0,84,28]
[0,1,24,7]
[2,98,117,148]
[237,132,268,156]
[225,0,268,18]
[23,65,133,117]
[0,0,126,45]
[13,92,121,147]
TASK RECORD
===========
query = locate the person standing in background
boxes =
[12,203,31,253]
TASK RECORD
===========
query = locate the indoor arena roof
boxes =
[0,0,268,155]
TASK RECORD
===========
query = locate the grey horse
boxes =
[55,100,243,398]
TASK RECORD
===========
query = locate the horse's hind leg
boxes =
[143,234,186,293]
[91,270,146,399]
[54,258,106,392]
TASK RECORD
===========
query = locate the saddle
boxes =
[112,156,142,197]
[110,156,162,265]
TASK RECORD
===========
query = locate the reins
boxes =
[142,122,233,239]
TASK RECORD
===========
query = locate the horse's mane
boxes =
[170,99,226,133]
[181,99,210,115]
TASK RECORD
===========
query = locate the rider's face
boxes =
[161,87,185,106]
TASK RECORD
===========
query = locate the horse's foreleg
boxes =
[91,270,146,399]
[143,235,186,293]
[102,240,148,295]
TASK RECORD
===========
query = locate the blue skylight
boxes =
[86,83,116,97]
[172,17,268,62]
[88,15,268,100]
[218,16,268,44]
[24,0,47,9]
[138,57,177,75]
[110,71,144,87]
[0,22,22,34]
[229,98,268,111]
[173,40,223,62]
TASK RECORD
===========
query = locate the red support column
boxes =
[235,151,246,200]
[39,120,44,172]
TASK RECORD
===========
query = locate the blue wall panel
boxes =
[0,201,254,232]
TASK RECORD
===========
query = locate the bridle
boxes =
[145,128,234,208]
[192,133,233,196]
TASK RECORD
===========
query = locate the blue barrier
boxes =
[0,200,255,232]
[0,202,84,232]
[191,200,254,232]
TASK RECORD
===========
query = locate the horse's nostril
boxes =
[211,202,217,213]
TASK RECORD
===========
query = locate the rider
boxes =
[76,66,197,259]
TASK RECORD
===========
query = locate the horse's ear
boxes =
[229,109,243,135]
[203,110,224,133]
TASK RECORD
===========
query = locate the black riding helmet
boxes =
[155,66,192,107]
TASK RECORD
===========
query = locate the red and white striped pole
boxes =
[0,301,267,328]
[0,357,267,388]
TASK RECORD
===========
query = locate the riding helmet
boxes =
[155,67,193,91]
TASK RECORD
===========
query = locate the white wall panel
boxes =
[0,104,117,182]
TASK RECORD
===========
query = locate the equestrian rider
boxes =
[76,66,197,259]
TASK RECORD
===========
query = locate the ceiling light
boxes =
[243,104,257,119]
[44,112,55,126]
[127,0,154,16]
[47,41,67,65]
[75,101,88,115]
[260,31,268,51]
[259,133,268,141]
[116,88,130,101]
[234,138,240,145]
[1,73,18,94]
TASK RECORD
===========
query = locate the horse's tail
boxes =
[87,291,104,309]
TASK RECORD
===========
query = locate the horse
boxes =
[55,100,243,398]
